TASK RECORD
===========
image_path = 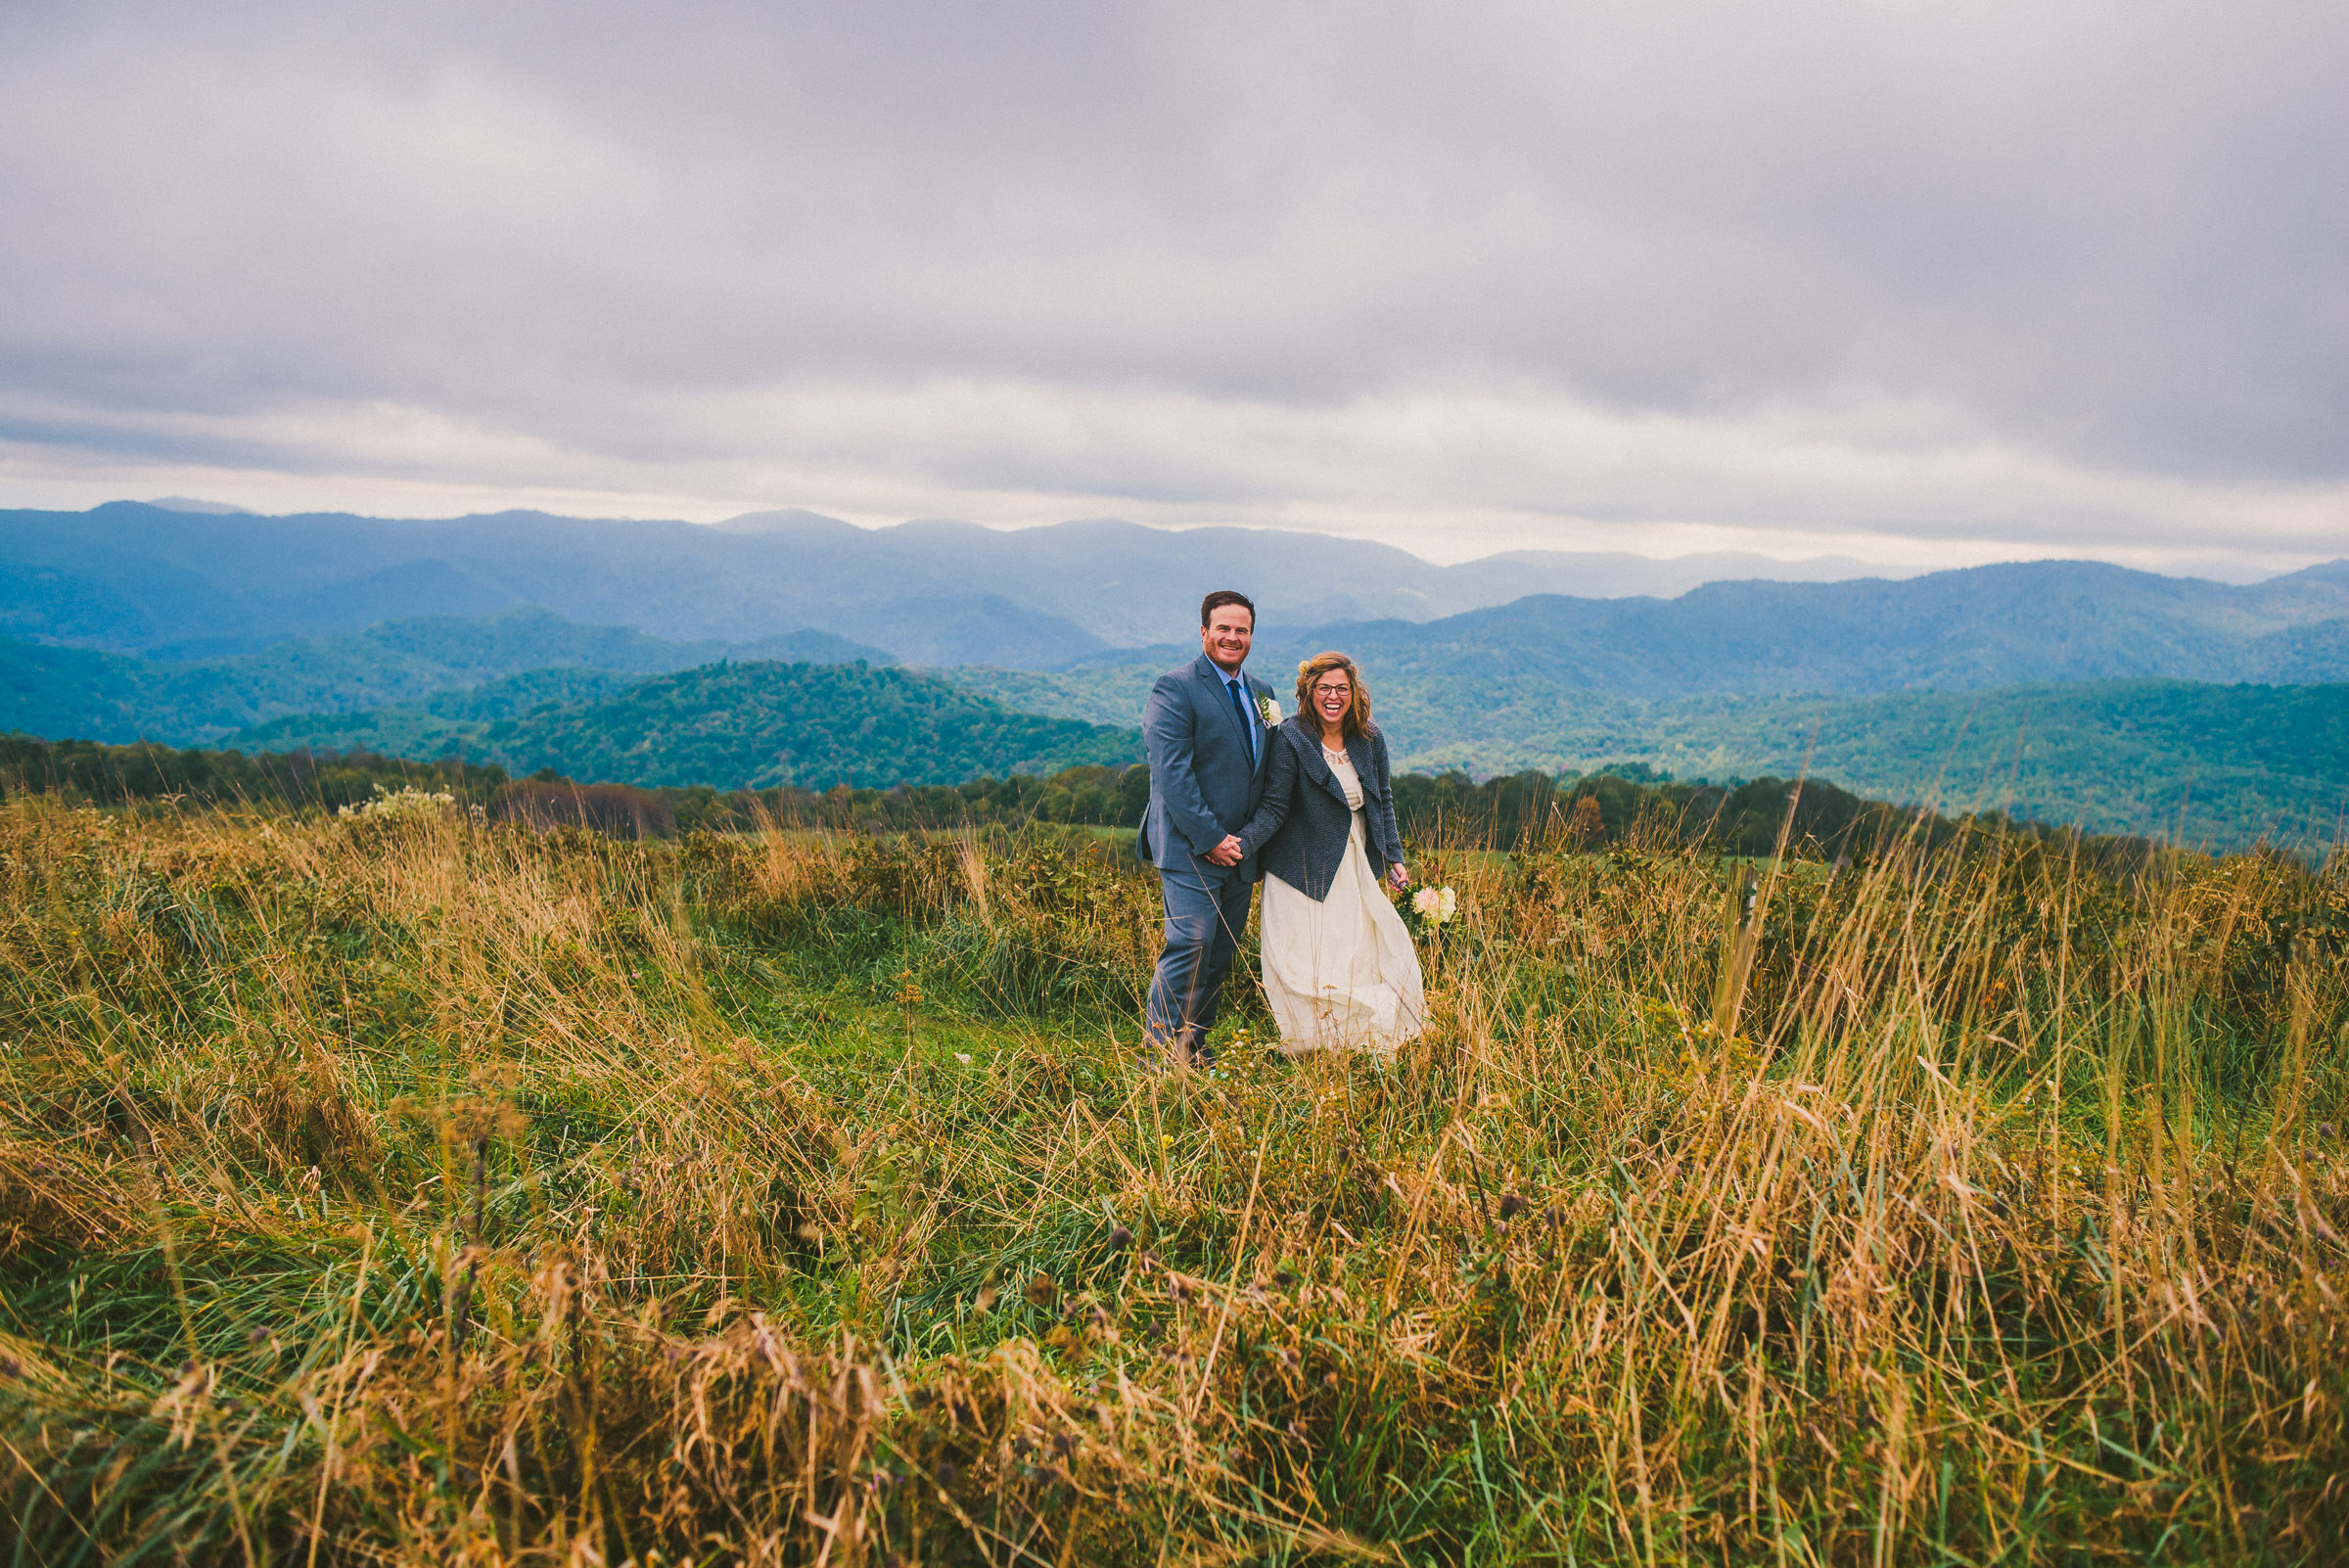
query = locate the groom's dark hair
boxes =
[1200,590,1255,626]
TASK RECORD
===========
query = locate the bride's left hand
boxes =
[1388,864,1410,890]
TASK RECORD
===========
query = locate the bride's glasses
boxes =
[1311,681,1353,697]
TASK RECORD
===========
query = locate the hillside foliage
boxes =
[0,607,883,746]
[454,661,1140,790]
[5,729,2172,873]
[952,668,2349,852]
[224,660,1145,792]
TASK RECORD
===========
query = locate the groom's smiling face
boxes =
[1201,605,1253,673]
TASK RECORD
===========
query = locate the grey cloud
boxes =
[0,0,2342,564]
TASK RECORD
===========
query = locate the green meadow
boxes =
[3,793,2346,1563]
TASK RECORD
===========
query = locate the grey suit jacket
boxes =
[1236,717,1405,901]
[1136,655,1275,875]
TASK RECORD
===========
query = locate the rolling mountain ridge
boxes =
[0,500,1897,667]
[0,606,885,745]
[230,661,1141,792]
[220,660,2349,850]
[4,502,2343,683]
[2,499,2343,849]
[1040,559,2349,708]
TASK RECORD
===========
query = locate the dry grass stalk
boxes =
[0,794,2342,1562]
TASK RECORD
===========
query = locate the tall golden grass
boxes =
[2,793,2345,1564]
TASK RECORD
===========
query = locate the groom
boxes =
[1137,589,1275,1069]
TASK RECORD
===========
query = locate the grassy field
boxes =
[3,795,2347,1563]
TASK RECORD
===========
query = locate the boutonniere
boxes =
[1255,693,1280,725]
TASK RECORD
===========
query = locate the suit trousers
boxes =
[1145,858,1255,1062]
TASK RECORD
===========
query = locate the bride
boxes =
[1237,653,1426,1057]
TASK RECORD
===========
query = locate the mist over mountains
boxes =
[1,500,1892,668]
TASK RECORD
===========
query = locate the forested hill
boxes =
[944,669,2349,851]
[230,660,1142,791]
[1579,680,2349,851]
[0,606,885,746]
[1059,558,2349,701]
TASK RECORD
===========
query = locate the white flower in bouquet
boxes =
[1411,885,1458,926]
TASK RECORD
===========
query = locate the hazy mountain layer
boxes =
[5,502,2344,677]
[1007,559,2349,714]
[222,669,644,760]
[229,661,1141,791]
[0,500,1895,667]
[939,665,2348,850]
[209,643,2348,849]
[1592,682,2349,850]
[0,607,884,745]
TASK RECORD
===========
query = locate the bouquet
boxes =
[1410,885,1457,927]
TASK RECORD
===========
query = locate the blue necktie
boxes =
[1227,677,1255,764]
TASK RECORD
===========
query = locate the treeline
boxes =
[1,730,2160,865]
[0,733,1148,838]
[0,733,511,812]
[1393,768,2159,866]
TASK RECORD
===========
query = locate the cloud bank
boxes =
[1,0,2341,573]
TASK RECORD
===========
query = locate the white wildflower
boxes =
[338,783,458,820]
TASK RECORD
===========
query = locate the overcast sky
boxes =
[1,1,2341,575]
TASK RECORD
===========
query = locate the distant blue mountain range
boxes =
[2,500,2341,682]
[0,604,885,745]
[2,500,2345,848]
[0,499,1897,668]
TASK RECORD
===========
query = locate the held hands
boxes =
[1206,834,1246,867]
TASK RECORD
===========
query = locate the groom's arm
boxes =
[1143,673,1226,857]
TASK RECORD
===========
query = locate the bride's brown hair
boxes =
[1294,652,1376,739]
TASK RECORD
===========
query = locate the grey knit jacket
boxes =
[1236,716,1405,900]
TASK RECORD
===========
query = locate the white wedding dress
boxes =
[1259,745,1426,1057]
